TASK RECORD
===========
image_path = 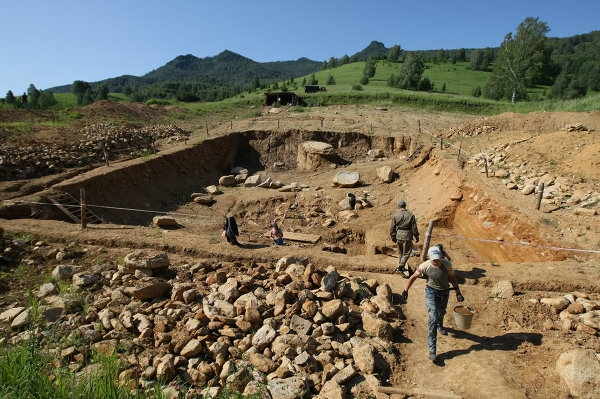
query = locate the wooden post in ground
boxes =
[418,119,421,133]
[484,157,489,178]
[440,137,443,150]
[206,123,209,137]
[80,188,87,229]
[421,220,435,261]
[536,182,545,210]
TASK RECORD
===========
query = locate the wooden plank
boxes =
[264,231,321,244]
[47,196,81,224]
[377,386,462,399]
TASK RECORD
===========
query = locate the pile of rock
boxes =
[538,292,600,336]
[445,119,497,138]
[561,123,591,132]
[468,150,599,214]
[0,248,403,398]
[0,122,190,181]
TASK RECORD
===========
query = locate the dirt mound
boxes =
[81,100,185,122]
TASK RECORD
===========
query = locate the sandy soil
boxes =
[1,103,600,398]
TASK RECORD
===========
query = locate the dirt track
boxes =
[1,104,600,398]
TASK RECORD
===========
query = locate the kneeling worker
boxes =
[401,246,464,362]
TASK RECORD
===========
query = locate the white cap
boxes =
[427,246,443,260]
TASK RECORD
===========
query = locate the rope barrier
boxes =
[1,199,201,218]
[2,198,598,255]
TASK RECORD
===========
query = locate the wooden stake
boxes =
[421,220,435,261]
[80,188,87,229]
[536,182,545,210]
[484,157,489,178]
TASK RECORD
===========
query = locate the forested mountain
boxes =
[49,51,322,96]
[350,41,390,61]
[38,29,600,105]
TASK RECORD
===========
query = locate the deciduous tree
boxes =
[488,17,550,102]
[398,53,425,90]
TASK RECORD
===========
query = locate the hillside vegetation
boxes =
[1,21,599,113]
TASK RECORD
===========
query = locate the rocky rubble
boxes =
[0,122,190,181]
[0,246,404,398]
[467,148,599,214]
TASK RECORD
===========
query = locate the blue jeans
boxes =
[273,238,284,246]
[425,285,449,355]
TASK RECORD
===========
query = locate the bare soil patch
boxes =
[1,103,600,398]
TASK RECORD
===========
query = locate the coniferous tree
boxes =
[327,57,337,69]
[5,90,15,106]
[72,80,92,106]
[95,84,109,101]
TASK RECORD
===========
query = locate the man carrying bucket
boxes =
[401,246,464,362]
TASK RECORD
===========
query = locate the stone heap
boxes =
[0,246,403,399]
[539,292,600,336]
[467,149,599,215]
[0,122,190,180]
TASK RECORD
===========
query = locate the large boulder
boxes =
[297,141,335,170]
[123,250,170,270]
[333,170,360,187]
[376,165,393,183]
[556,349,600,399]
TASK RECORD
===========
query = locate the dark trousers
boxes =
[396,240,412,269]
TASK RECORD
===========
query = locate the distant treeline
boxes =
[2,20,599,108]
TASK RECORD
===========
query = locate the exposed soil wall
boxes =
[49,134,244,224]
[30,130,409,225]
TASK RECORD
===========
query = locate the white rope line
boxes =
[3,198,599,255]
[1,199,201,218]
[432,232,600,255]
[85,203,199,218]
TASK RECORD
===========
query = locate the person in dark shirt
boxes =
[222,216,241,246]
[390,200,419,278]
[347,193,356,210]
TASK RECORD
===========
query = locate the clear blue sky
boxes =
[2,0,598,97]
